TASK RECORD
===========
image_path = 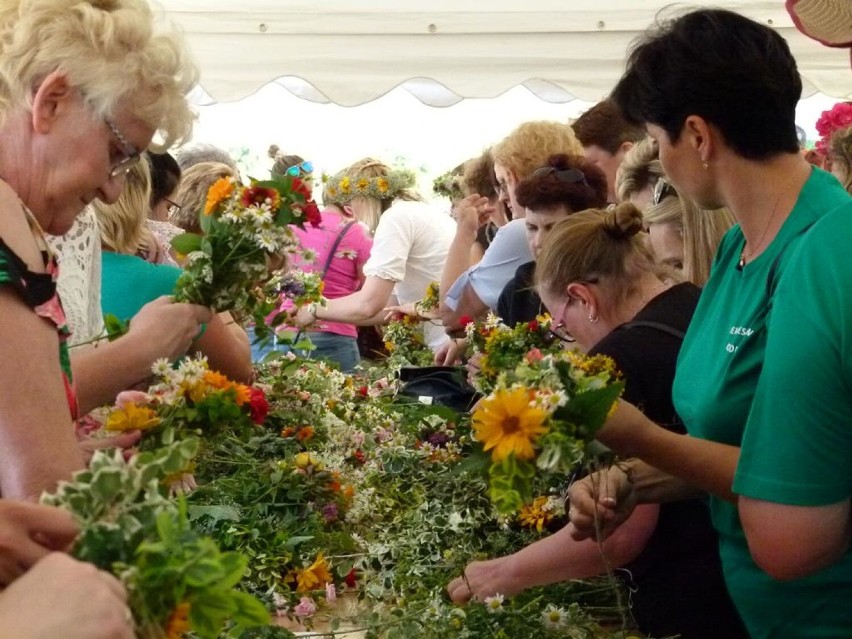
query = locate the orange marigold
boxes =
[165,601,191,639]
[204,177,234,215]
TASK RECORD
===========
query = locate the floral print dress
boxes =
[0,205,77,420]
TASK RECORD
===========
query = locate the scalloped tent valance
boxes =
[163,0,852,108]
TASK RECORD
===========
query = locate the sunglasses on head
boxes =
[652,177,677,205]
[285,160,314,177]
[531,166,588,186]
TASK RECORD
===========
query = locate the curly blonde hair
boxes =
[0,0,197,148]
[92,158,151,254]
[491,121,583,181]
[828,125,852,194]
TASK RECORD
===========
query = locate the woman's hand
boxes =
[453,194,496,237]
[567,465,637,542]
[446,556,519,604]
[293,304,317,328]
[590,399,656,457]
[0,553,134,639]
[77,431,142,464]
[129,296,213,362]
[0,502,78,587]
[434,338,466,366]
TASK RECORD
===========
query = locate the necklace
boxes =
[738,184,792,269]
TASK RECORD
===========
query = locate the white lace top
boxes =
[46,207,105,346]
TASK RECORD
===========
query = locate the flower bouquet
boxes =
[42,440,269,638]
[264,269,327,347]
[170,175,321,330]
[383,313,435,369]
[470,349,623,514]
[464,313,565,394]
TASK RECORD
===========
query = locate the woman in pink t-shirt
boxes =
[282,204,373,371]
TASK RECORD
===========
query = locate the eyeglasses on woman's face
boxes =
[285,160,314,177]
[103,116,141,179]
[652,176,677,205]
[164,197,182,217]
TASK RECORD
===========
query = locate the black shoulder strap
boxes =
[618,320,686,340]
[320,220,357,278]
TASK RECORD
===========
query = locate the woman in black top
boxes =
[449,203,746,639]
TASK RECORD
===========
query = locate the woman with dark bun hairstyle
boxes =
[495,153,607,326]
[449,203,746,638]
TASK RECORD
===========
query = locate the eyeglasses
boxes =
[164,197,182,218]
[652,177,677,205]
[285,160,314,177]
[495,180,508,196]
[532,166,588,186]
[103,117,141,179]
[547,297,576,343]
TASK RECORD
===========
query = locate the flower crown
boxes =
[432,169,465,201]
[322,168,417,205]
[815,101,852,154]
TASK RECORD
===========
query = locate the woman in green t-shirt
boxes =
[566,9,852,638]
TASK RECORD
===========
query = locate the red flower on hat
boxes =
[815,102,852,154]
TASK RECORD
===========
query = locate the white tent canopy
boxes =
[164,1,852,107]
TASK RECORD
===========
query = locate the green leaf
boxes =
[185,558,226,587]
[199,208,213,235]
[284,535,314,550]
[171,232,204,255]
[103,313,128,341]
[216,552,248,589]
[230,591,271,628]
[188,505,242,525]
[558,382,624,434]
[189,590,237,638]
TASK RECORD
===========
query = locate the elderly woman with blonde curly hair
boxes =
[0,0,210,633]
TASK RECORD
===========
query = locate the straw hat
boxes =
[786,0,852,48]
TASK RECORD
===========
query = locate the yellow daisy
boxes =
[472,386,548,461]
[518,496,554,532]
[104,402,160,432]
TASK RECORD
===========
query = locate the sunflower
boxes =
[472,386,548,461]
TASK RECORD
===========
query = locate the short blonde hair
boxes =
[828,125,852,194]
[170,161,236,234]
[93,158,151,254]
[336,158,422,233]
[491,121,583,181]
[0,0,197,148]
[616,137,665,202]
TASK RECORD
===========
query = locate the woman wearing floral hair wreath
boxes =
[815,102,852,194]
[295,158,456,352]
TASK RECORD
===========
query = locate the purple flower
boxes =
[321,502,339,523]
[279,277,306,298]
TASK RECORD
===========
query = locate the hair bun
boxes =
[603,202,644,239]
[267,144,280,159]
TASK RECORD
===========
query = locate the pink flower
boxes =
[525,347,544,363]
[325,582,337,602]
[115,390,152,409]
[293,596,317,618]
[815,102,852,153]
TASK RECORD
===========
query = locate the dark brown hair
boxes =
[571,99,646,154]
[515,154,607,212]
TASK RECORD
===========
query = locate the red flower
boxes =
[358,385,369,398]
[527,320,539,331]
[240,185,280,209]
[344,568,358,588]
[303,200,322,227]
[248,387,269,424]
[459,315,474,328]
[291,178,312,198]
[351,449,366,465]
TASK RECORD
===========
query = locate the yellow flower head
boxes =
[105,402,160,432]
[340,176,351,193]
[518,496,554,532]
[472,386,548,462]
[204,177,235,215]
[356,177,370,191]
[294,452,323,470]
[377,177,390,193]
[165,601,191,639]
[295,553,333,592]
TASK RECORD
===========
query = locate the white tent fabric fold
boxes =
[164,1,852,107]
